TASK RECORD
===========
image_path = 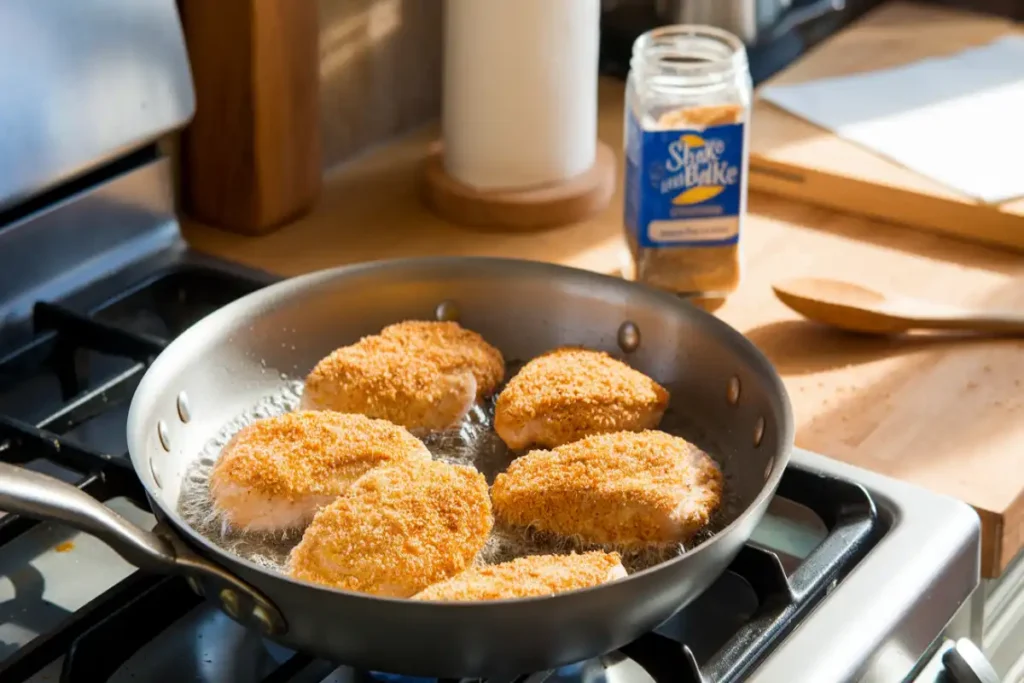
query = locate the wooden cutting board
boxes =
[750,1,1024,251]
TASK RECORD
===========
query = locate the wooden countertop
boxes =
[184,77,1024,578]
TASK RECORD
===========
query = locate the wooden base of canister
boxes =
[420,142,616,232]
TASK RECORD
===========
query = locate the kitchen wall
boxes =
[319,0,443,170]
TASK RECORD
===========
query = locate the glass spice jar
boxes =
[623,25,752,301]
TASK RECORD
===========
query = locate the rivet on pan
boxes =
[186,576,204,596]
[220,588,241,619]
[435,300,460,322]
[156,420,171,451]
[252,604,276,635]
[753,417,766,448]
[617,321,641,353]
[148,458,162,489]
[764,456,774,481]
[176,391,192,423]
[727,377,741,406]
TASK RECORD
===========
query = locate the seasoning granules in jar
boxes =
[623,25,752,301]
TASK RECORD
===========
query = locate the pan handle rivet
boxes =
[753,417,766,447]
[219,588,241,619]
[148,458,163,489]
[186,576,204,596]
[176,392,192,423]
[617,321,641,353]
[156,420,171,451]
[252,604,275,635]
[727,377,741,405]
[435,300,460,322]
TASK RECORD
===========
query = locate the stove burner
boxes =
[0,260,882,683]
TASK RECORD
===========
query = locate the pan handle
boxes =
[0,462,287,635]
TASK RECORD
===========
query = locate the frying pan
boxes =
[0,257,793,677]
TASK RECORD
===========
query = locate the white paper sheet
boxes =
[760,37,1024,204]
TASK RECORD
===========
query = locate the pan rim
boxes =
[128,256,795,608]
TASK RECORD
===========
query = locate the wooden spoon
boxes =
[771,277,1024,335]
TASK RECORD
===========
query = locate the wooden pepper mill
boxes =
[178,0,322,235]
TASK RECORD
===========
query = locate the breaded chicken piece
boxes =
[209,411,430,533]
[494,348,669,450]
[491,431,722,548]
[288,459,493,597]
[379,321,505,399]
[302,321,504,432]
[302,335,476,432]
[413,552,627,602]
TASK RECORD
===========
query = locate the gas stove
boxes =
[0,0,997,681]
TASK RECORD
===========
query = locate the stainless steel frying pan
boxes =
[0,257,793,677]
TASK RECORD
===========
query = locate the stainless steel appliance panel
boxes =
[0,0,194,211]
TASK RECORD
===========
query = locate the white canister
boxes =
[442,0,601,191]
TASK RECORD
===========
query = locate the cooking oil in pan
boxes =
[177,380,307,570]
[176,366,743,576]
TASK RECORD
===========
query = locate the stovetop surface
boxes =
[0,254,883,683]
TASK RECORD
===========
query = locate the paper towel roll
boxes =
[442,0,600,191]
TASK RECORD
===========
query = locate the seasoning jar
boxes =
[623,25,752,301]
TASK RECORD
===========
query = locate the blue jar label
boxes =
[625,107,747,248]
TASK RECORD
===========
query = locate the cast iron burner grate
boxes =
[0,261,881,683]
[0,262,268,682]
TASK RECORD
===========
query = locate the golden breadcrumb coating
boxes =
[302,335,475,432]
[209,411,430,532]
[302,321,504,432]
[288,459,493,597]
[494,348,669,450]
[379,321,505,399]
[491,430,722,548]
[413,552,626,602]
